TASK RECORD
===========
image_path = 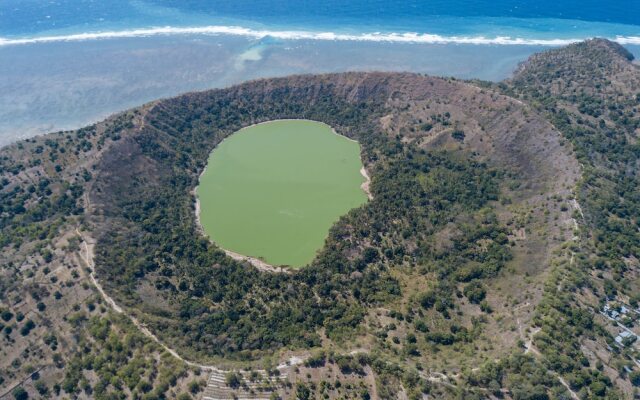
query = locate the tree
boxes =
[629,370,640,386]
[451,130,465,142]
[589,381,606,396]
[225,372,241,389]
[296,384,311,400]
[362,247,379,264]
[188,379,203,394]
[463,282,487,304]
[1,309,12,321]
[12,387,28,400]
[419,290,437,309]
[34,381,48,396]
[20,320,35,336]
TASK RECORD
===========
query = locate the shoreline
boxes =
[193,118,372,273]
[242,118,373,199]
[193,161,289,273]
[2,25,640,47]
[4,38,621,147]
[360,166,373,200]
[264,119,374,198]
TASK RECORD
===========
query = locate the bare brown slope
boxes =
[511,39,637,97]
[506,38,640,398]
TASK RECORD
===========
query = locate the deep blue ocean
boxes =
[1,0,639,44]
[1,1,639,146]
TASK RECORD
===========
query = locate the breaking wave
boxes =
[1,25,639,47]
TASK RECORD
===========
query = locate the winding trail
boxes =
[516,192,583,400]
[75,227,302,374]
[77,228,217,370]
[557,376,580,400]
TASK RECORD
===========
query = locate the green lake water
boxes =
[197,119,368,268]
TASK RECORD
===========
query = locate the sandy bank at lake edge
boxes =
[193,165,289,273]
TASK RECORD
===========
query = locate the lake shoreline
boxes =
[243,118,373,199]
[194,162,290,274]
[193,118,371,272]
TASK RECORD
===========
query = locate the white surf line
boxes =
[1,25,639,47]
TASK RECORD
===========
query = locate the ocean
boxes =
[0,0,639,145]
[2,0,640,45]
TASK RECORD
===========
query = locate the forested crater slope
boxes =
[86,69,576,359]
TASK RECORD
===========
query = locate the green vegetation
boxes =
[83,74,515,367]
[12,387,27,400]
[197,119,367,267]
[1,39,639,399]
[501,38,640,399]
[61,313,192,399]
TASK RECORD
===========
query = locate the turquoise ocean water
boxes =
[0,0,640,44]
[0,1,638,145]
[1,0,639,43]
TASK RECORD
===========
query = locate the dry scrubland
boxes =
[0,39,639,399]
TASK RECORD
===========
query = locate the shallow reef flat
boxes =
[0,34,554,146]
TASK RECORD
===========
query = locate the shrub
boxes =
[225,372,241,388]
[463,282,487,304]
[1,309,13,321]
[12,387,28,400]
[34,381,48,396]
[419,290,437,309]
[188,379,203,394]
[630,370,640,386]
[451,130,466,142]
[20,320,36,336]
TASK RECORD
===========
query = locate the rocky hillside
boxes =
[504,38,640,398]
[0,39,638,399]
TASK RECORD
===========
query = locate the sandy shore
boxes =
[360,166,372,200]
[221,248,290,273]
